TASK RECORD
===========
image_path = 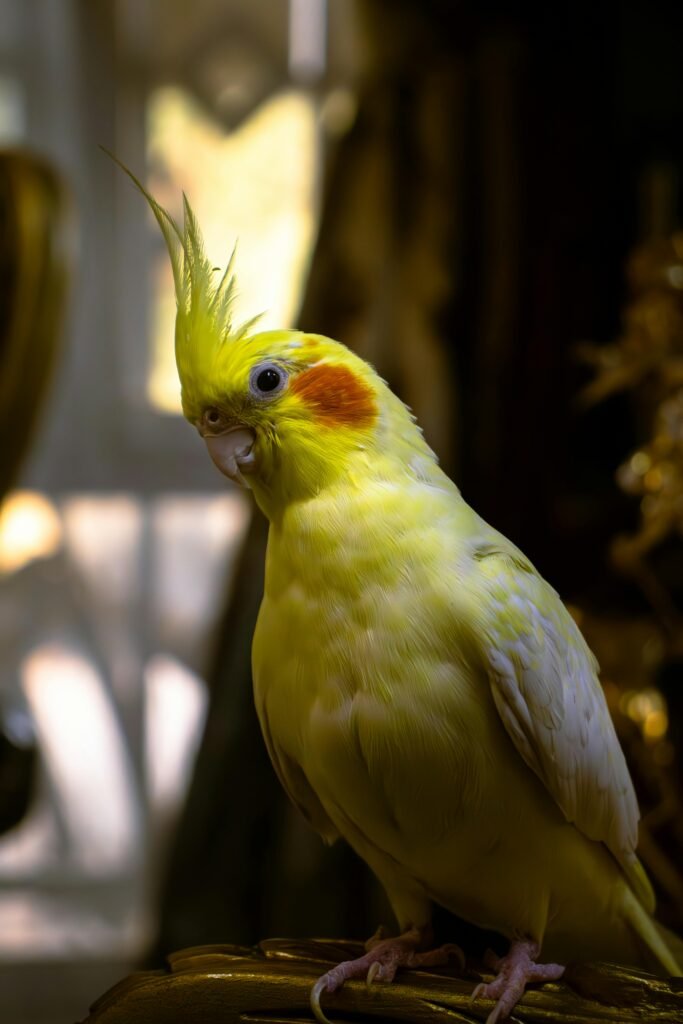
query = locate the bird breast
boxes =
[252,482,505,850]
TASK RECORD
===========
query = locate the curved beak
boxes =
[204,427,256,488]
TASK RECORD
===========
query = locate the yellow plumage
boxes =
[127,180,682,1020]
[252,384,664,967]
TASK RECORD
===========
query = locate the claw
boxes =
[310,974,334,1024]
[310,926,463,1022]
[469,981,487,1004]
[366,961,381,988]
[469,938,564,1021]
[486,1002,504,1024]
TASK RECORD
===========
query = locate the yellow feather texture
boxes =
[128,177,682,986]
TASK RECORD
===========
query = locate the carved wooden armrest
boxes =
[81,938,683,1023]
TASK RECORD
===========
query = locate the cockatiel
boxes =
[125,170,682,1023]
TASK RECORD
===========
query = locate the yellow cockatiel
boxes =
[129,176,682,1023]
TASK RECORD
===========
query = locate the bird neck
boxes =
[249,421,373,523]
[249,385,446,525]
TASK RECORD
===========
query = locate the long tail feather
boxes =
[622,887,683,976]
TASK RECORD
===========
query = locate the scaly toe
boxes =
[470,976,506,1004]
[470,981,492,1004]
[471,939,565,1022]
[527,962,565,984]
[412,941,465,972]
[485,1000,506,1024]
[469,981,485,1004]
[474,973,525,1024]
[311,927,462,1023]
[488,980,526,1023]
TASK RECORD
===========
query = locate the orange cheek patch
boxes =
[291,364,377,428]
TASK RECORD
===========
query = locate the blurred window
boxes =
[146,87,319,413]
[0,75,24,143]
[0,491,249,953]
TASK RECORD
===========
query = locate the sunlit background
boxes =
[0,0,350,1019]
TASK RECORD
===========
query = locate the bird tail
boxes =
[621,886,683,976]
[623,853,655,914]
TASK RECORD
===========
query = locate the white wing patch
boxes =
[473,545,644,892]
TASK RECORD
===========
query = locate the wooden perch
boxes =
[81,938,683,1023]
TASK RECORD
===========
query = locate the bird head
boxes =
[180,321,383,514]
[120,166,437,519]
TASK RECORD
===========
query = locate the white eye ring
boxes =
[249,362,288,399]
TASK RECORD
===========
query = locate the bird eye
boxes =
[257,369,280,391]
[250,363,287,398]
[206,407,222,426]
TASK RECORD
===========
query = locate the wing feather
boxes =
[472,544,652,909]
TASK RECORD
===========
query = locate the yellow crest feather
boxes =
[105,150,261,399]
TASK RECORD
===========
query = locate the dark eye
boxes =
[256,368,281,391]
[249,362,287,398]
[206,407,221,426]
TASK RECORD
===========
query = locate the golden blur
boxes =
[618,687,669,743]
[0,491,62,574]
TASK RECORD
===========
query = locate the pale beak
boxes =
[204,427,256,488]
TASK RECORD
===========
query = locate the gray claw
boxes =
[366,961,381,989]
[310,975,335,1024]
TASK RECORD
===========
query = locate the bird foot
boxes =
[310,925,464,1024]
[470,938,564,1023]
